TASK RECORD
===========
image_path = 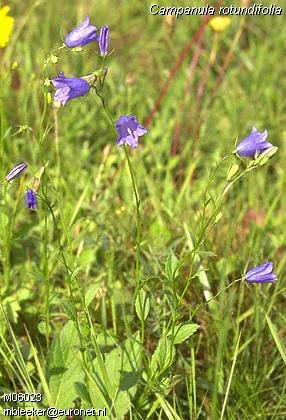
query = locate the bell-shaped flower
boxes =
[25,189,37,211]
[245,261,277,284]
[65,16,97,48]
[236,127,273,157]
[98,26,109,56]
[115,115,147,148]
[51,72,90,106]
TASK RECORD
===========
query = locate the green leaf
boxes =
[164,289,178,315]
[214,211,223,224]
[171,322,199,344]
[165,250,179,282]
[255,146,278,166]
[84,282,101,307]
[61,301,77,321]
[46,321,84,408]
[2,297,21,324]
[90,332,142,418]
[150,337,176,376]
[227,164,239,181]
[74,382,91,405]
[265,314,286,365]
[38,321,52,336]
[135,289,150,321]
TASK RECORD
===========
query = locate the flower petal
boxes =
[115,115,147,148]
[246,273,277,283]
[65,16,97,48]
[135,125,148,136]
[236,128,272,157]
[246,261,273,279]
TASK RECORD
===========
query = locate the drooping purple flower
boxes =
[6,162,28,181]
[116,116,147,148]
[65,16,97,48]
[25,189,37,211]
[245,261,277,284]
[51,72,90,106]
[98,26,109,56]
[236,127,273,157]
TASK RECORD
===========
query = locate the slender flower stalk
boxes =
[123,145,145,342]
[5,162,28,181]
[97,95,147,342]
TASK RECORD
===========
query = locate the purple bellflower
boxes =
[116,115,147,148]
[51,72,90,106]
[6,162,28,181]
[25,189,37,211]
[65,17,97,48]
[236,126,273,157]
[98,26,109,56]
[245,261,277,284]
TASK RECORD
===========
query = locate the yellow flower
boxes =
[208,16,231,33]
[0,6,14,48]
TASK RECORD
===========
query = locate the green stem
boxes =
[96,87,145,342]
[123,145,144,341]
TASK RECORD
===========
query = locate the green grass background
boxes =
[0,0,285,418]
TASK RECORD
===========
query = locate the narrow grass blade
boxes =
[220,330,242,419]
[265,314,286,365]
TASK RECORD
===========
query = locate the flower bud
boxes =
[5,162,28,181]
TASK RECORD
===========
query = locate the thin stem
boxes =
[123,145,140,287]
[190,278,243,321]
[206,278,242,305]
[123,145,144,341]
[95,87,114,126]
[95,80,145,342]
[53,106,60,178]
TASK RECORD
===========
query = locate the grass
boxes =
[0,0,286,418]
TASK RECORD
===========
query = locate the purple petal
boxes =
[246,273,277,283]
[236,128,272,157]
[115,115,147,148]
[126,133,139,148]
[116,137,125,146]
[25,189,37,211]
[245,261,278,284]
[51,75,90,105]
[259,129,268,142]
[246,262,273,279]
[65,16,97,48]
[54,86,70,105]
[135,125,148,136]
[99,26,109,56]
